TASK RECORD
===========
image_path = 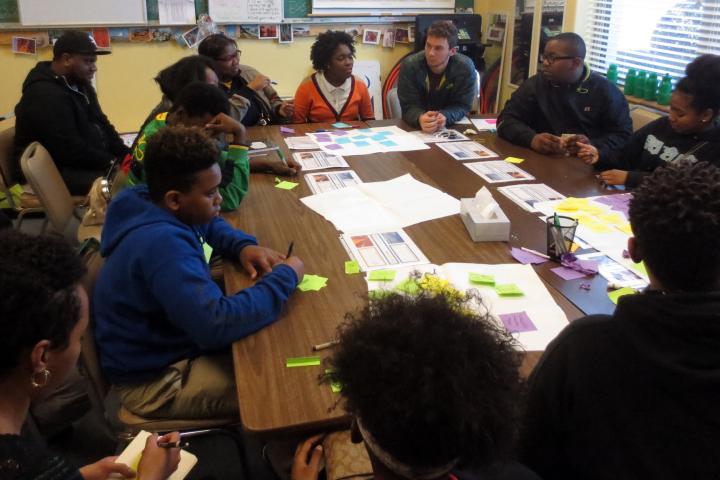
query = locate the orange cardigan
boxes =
[293,74,375,123]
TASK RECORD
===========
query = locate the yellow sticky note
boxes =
[608,287,636,304]
[597,213,624,225]
[586,223,613,234]
[396,278,420,294]
[202,242,213,264]
[275,180,299,190]
[505,156,524,164]
[344,260,360,274]
[616,223,633,235]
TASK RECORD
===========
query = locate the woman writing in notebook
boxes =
[577,54,720,187]
[0,231,180,480]
[293,30,375,124]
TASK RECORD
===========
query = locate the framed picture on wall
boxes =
[487,25,505,43]
[363,29,380,45]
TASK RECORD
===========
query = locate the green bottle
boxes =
[658,74,673,105]
[624,68,637,96]
[607,63,618,84]
[645,72,658,101]
[635,70,647,98]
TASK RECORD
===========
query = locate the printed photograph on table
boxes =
[305,170,363,194]
[341,230,429,271]
[12,37,36,55]
[411,129,470,143]
[284,135,319,150]
[576,252,648,290]
[363,29,381,45]
[259,24,278,39]
[436,141,499,160]
[464,160,535,183]
[497,184,566,213]
[279,24,293,43]
[292,151,349,171]
[238,25,259,38]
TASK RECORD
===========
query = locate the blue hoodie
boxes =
[94,186,298,385]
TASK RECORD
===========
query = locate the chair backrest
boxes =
[0,127,18,208]
[471,70,482,114]
[386,88,402,120]
[630,106,663,132]
[20,142,76,237]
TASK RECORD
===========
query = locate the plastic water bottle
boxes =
[624,68,637,96]
[606,63,618,84]
[635,70,647,98]
[645,72,658,101]
[658,74,673,105]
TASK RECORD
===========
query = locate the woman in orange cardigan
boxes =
[293,31,375,124]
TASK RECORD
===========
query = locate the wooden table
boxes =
[223,120,623,438]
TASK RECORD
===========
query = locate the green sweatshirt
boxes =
[126,112,249,211]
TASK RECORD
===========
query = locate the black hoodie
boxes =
[595,116,720,187]
[14,61,129,194]
[520,290,720,479]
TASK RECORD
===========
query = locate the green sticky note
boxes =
[368,269,397,281]
[275,180,299,190]
[608,287,636,305]
[286,356,321,368]
[630,261,648,277]
[396,278,420,294]
[297,274,328,291]
[505,156,525,164]
[325,369,342,393]
[202,242,213,264]
[345,260,360,274]
[469,273,495,285]
[495,283,524,296]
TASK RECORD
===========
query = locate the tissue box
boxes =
[460,198,511,242]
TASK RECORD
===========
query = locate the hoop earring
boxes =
[31,368,51,388]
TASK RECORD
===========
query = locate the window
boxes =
[583,0,720,85]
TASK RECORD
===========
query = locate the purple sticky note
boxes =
[511,247,548,265]
[326,143,343,150]
[280,126,295,134]
[499,311,537,333]
[332,130,349,136]
[551,266,587,281]
[595,193,632,217]
[315,134,332,143]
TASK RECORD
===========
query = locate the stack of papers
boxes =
[301,174,460,234]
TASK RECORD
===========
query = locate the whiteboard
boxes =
[19,0,147,26]
[312,0,454,14]
[209,0,283,23]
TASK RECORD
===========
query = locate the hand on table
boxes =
[530,133,564,155]
[291,434,325,480]
[249,155,301,175]
[598,169,628,185]
[562,134,591,155]
[239,245,286,279]
[576,142,599,165]
[419,111,444,133]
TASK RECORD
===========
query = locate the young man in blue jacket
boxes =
[497,32,632,161]
[397,20,477,133]
[94,126,304,419]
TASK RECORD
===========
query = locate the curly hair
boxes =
[326,290,522,470]
[172,81,230,118]
[0,231,86,379]
[629,162,720,291]
[675,54,720,116]
[427,20,459,49]
[310,30,355,72]
[198,33,237,60]
[145,125,220,203]
[154,55,219,102]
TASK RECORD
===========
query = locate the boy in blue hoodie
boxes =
[94,126,304,419]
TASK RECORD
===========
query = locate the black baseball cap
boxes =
[53,30,111,58]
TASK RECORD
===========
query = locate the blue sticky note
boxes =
[353,135,369,140]
[332,122,352,128]
[336,137,351,144]
[371,134,387,141]
[357,129,372,133]
[354,141,370,147]
[380,140,398,147]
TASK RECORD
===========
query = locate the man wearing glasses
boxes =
[497,32,632,159]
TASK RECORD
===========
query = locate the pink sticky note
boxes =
[326,143,343,150]
[551,266,587,281]
[511,247,548,265]
[486,119,497,125]
[280,126,295,134]
[499,311,537,333]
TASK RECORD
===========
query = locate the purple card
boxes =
[499,311,537,333]
[332,130,349,136]
[326,143,343,150]
[315,134,332,143]
[511,247,548,265]
[280,126,295,134]
[595,193,632,217]
[551,266,587,281]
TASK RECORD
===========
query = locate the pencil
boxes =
[313,340,340,351]
[520,247,550,259]
[286,241,294,258]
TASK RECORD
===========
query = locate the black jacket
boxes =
[14,61,128,194]
[595,116,720,187]
[497,67,632,161]
[520,290,720,480]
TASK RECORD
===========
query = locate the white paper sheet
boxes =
[470,118,498,131]
[340,230,430,271]
[284,136,319,150]
[301,174,461,233]
[292,151,349,171]
[113,430,197,480]
[366,263,569,351]
[304,170,363,194]
[158,0,196,24]
[436,141,500,160]
[307,126,430,156]
[497,184,566,213]
[410,129,470,143]
[455,116,472,125]
[464,160,535,183]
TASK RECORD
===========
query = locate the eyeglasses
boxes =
[540,54,576,64]
[217,50,241,63]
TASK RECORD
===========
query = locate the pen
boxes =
[277,147,288,167]
[286,241,294,258]
[313,339,340,351]
[520,247,551,260]
[157,429,214,448]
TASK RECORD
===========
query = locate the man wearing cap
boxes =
[14,30,129,195]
